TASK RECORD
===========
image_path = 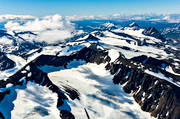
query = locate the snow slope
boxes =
[0,54,26,80]
[0,81,60,119]
[49,63,154,119]
[11,82,60,119]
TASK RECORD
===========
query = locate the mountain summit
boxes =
[129,22,140,30]
[143,27,165,41]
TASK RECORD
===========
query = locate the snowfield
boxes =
[12,82,60,119]
[0,81,60,119]
[0,54,26,80]
[49,63,154,119]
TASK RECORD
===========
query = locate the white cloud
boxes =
[66,15,95,21]
[161,14,180,23]
[0,14,35,22]
[38,29,73,44]
[66,14,180,23]
[111,14,121,17]
[3,14,76,44]
[5,14,74,32]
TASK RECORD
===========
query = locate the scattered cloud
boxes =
[38,29,73,44]
[5,14,74,32]
[66,14,180,23]
[2,14,76,44]
[0,14,35,22]
[161,14,180,23]
[66,15,96,21]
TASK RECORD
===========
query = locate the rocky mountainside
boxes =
[0,52,15,71]
[0,22,179,119]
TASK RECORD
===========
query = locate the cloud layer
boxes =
[2,14,76,44]
[0,14,35,22]
[65,14,180,23]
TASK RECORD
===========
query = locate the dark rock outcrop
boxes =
[131,55,170,70]
[0,52,15,71]
[143,27,166,42]
[0,111,5,119]
[85,34,100,42]
[60,110,75,119]
[106,54,180,119]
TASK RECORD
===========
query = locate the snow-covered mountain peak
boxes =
[103,22,117,30]
[142,27,165,41]
[103,22,115,27]
[129,22,139,28]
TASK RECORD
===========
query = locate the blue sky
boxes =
[0,0,180,16]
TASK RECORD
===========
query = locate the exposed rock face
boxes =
[13,31,37,36]
[60,110,75,119]
[85,34,100,41]
[0,111,5,119]
[131,55,170,70]
[143,27,165,42]
[0,52,15,71]
[105,55,180,119]
[0,44,179,119]
[0,29,14,39]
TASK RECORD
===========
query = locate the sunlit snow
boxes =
[49,63,154,119]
